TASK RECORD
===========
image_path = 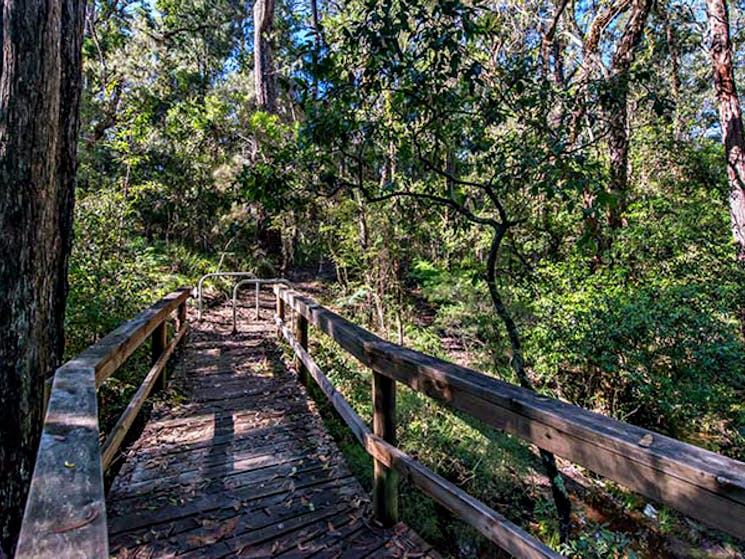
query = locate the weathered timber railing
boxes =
[16,288,191,558]
[273,285,745,557]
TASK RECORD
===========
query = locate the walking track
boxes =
[107,293,437,558]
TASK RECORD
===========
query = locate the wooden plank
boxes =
[15,366,108,558]
[335,526,390,559]
[244,509,359,558]
[372,371,398,527]
[109,467,355,535]
[165,483,359,557]
[101,323,189,469]
[363,525,440,559]
[110,477,360,553]
[288,520,368,559]
[275,314,556,558]
[110,426,325,482]
[113,443,336,498]
[277,293,286,322]
[275,286,745,539]
[177,503,354,559]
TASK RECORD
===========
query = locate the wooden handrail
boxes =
[16,288,190,558]
[101,321,189,469]
[273,285,745,548]
[274,315,560,558]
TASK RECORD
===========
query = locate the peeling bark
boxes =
[707,0,745,265]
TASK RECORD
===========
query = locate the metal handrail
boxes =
[231,278,290,333]
[196,272,257,320]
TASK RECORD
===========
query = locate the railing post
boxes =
[178,300,187,332]
[255,282,260,320]
[276,291,285,323]
[372,371,398,526]
[152,321,168,390]
[294,311,309,385]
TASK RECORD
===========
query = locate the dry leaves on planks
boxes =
[186,516,240,546]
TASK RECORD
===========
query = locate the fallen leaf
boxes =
[52,509,99,533]
[638,434,653,448]
[186,517,239,546]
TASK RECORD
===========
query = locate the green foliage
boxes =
[66,188,179,355]
[530,274,745,440]
[559,523,637,559]
[526,156,745,452]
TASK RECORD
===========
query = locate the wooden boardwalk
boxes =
[107,294,436,559]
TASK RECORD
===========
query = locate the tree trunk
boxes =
[603,0,652,230]
[310,0,321,100]
[604,89,630,229]
[485,226,572,542]
[0,0,86,553]
[707,0,745,265]
[541,0,568,84]
[659,4,682,139]
[254,0,276,112]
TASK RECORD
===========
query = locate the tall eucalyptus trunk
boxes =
[707,0,745,265]
[602,0,652,230]
[0,0,86,553]
[254,0,276,112]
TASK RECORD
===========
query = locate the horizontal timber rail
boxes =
[273,285,745,556]
[274,314,559,558]
[16,288,191,558]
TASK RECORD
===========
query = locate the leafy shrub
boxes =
[530,277,745,440]
[559,522,637,559]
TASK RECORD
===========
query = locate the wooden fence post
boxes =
[152,321,168,390]
[178,300,187,333]
[372,371,398,526]
[276,293,285,323]
[294,311,309,385]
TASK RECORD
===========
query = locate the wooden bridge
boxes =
[15,281,745,558]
